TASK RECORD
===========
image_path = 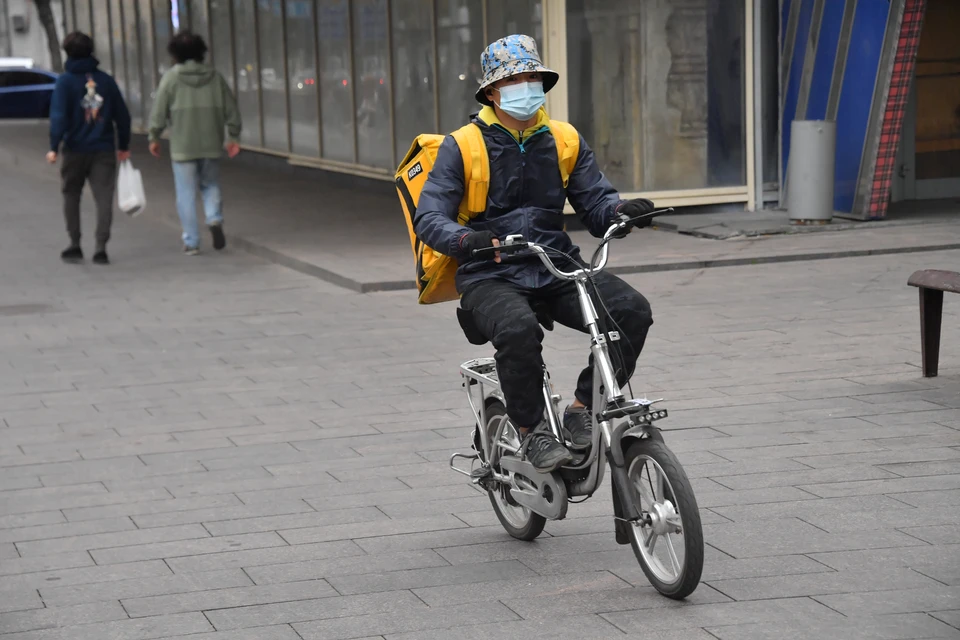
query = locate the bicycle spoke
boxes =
[634,477,653,506]
[646,531,658,554]
[665,533,682,576]
[646,461,657,501]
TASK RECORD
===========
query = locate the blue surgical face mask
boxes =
[495,81,545,121]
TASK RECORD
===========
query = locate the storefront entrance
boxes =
[893,0,960,203]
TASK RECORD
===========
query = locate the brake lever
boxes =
[626,207,674,226]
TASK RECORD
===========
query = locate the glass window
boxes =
[154,0,173,79]
[209,0,233,91]
[91,0,111,71]
[186,0,208,39]
[760,0,779,188]
[566,0,745,192]
[392,0,435,163]
[437,0,482,132]
[233,0,260,145]
[109,0,127,94]
[75,0,92,35]
[352,0,390,168]
[486,0,541,42]
[259,0,288,151]
[287,0,318,156]
[136,0,155,118]
[0,0,10,58]
[121,0,142,125]
[1,71,55,86]
[318,0,353,162]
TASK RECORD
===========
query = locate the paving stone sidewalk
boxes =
[0,156,959,639]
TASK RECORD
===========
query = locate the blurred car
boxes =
[0,61,58,118]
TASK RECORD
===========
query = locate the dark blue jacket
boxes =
[414,113,623,292]
[49,57,131,153]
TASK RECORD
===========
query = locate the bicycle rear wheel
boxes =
[485,401,546,541]
[622,439,703,599]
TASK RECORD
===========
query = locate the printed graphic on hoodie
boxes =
[82,74,104,122]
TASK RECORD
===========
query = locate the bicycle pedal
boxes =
[470,466,492,484]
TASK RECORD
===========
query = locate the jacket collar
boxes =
[477,105,549,142]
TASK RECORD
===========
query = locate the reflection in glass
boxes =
[121,0,142,125]
[59,0,71,36]
[154,0,172,78]
[438,0,482,131]
[286,0,319,156]
[760,0,779,187]
[136,0,155,118]
[210,0,233,91]
[75,0,92,36]
[566,0,745,192]
[318,0,353,162]
[187,0,208,40]
[91,0,112,72]
[233,0,260,145]
[352,0,391,168]
[259,0,288,151]
[486,0,542,42]
[392,0,434,164]
[109,0,127,94]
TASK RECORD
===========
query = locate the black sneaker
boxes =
[61,245,83,263]
[210,223,226,250]
[521,430,573,473]
[563,406,592,451]
[92,250,109,265]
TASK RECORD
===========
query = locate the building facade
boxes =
[34,0,960,217]
[0,0,66,67]
[52,0,777,211]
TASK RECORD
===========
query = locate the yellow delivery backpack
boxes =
[396,120,580,305]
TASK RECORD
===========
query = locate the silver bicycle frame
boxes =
[457,221,642,498]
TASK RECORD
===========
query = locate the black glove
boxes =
[459,230,497,256]
[617,198,657,229]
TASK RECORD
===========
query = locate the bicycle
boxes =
[450,210,704,599]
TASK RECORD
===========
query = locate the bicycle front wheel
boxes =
[623,439,703,599]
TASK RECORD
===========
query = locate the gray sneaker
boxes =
[520,429,573,473]
[563,405,592,451]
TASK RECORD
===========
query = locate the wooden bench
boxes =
[908,269,960,377]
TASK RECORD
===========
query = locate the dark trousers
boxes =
[61,150,117,248]
[460,273,653,429]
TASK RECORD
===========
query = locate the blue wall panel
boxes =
[805,0,846,120]
[781,0,793,51]
[781,0,815,183]
[833,0,890,213]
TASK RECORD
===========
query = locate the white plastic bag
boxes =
[117,159,146,217]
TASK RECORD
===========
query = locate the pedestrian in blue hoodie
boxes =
[47,31,131,265]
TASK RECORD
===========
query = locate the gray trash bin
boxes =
[787,120,836,224]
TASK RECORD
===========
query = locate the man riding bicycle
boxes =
[415,35,655,474]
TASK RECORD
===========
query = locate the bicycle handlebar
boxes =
[470,208,673,280]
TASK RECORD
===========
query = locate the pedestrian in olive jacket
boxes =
[148,31,242,255]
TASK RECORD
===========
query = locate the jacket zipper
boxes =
[489,123,551,286]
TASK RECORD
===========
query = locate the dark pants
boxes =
[61,150,117,248]
[460,273,653,429]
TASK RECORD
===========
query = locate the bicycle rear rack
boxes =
[460,357,500,389]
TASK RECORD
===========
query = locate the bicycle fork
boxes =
[576,277,645,529]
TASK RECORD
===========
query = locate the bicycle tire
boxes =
[622,438,703,599]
